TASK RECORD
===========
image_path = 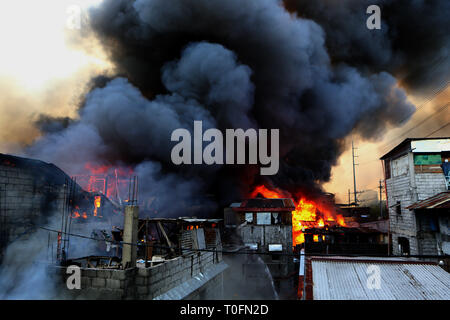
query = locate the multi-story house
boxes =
[380,137,450,257]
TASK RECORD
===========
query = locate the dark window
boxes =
[271,213,282,225]
[385,160,391,179]
[271,253,280,262]
[398,237,410,255]
[396,201,401,215]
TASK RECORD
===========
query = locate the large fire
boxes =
[250,185,346,246]
[70,163,134,220]
[75,163,133,200]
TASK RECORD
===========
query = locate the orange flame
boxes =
[250,185,346,246]
[93,196,101,217]
[250,185,286,199]
[72,205,88,219]
[73,163,134,199]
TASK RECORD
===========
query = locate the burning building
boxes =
[229,198,295,276]
[0,153,111,262]
[3,0,449,300]
[53,213,227,300]
[246,185,348,248]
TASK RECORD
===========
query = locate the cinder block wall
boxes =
[0,159,66,255]
[55,251,222,299]
[386,158,447,256]
[415,172,447,200]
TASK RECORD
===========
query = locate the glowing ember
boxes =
[318,218,325,228]
[71,205,89,220]
[250,185,346,246]
[93,196,101,217]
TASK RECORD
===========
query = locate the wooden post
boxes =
[157,221,176,256]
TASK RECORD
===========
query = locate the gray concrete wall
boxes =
[385,152,447,256]
[55,250,225,299]
[184,271,224,300]
[416,213,450,256]
[0,160,66,255]
[239,224,293,277]
[386,155,419,255]
[415,172,447,200]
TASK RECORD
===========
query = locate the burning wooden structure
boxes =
[135,217,223,266]
[301,224,388,255]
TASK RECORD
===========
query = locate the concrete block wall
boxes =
[49,266,134,299]
[415,172,447,200]
[184,271,223,300]
[56,250,222,299]
[386,174,419,255]
[0,163,65,246]
[136,251,218,299]
[417,232,438,256]
[386,161,447,256]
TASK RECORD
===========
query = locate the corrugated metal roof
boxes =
[407,191,450,209]
[379,137,450,160]
[312,258,450,300]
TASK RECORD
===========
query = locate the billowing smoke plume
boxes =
[28,0,424,209]
[283,0,450,93]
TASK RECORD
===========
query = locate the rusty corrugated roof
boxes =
[406,191,450,210]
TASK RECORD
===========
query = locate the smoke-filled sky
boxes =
[0,0,449,206]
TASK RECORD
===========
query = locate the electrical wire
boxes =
[29,222,449,259]
[380,102,449,152]
[424,122,450,138]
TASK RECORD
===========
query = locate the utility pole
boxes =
[348,189,351,206]
[378,180,383,218]
[352,140,358,204]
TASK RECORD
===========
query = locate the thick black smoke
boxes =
[29,0,421,210]
[284,0,450,93]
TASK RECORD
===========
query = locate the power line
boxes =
[376,56,450,151]
[358,82,449,153]
[400,81,449,123]
[383,80,449,140]
[356,123,450,167]
[30,222,449,259]
[424,122,450,138]
[380,102,449,152]
[356,101,449,159]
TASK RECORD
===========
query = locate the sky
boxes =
[0,0,448,203]
[324,87,450,203]
[0,0,111,151]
